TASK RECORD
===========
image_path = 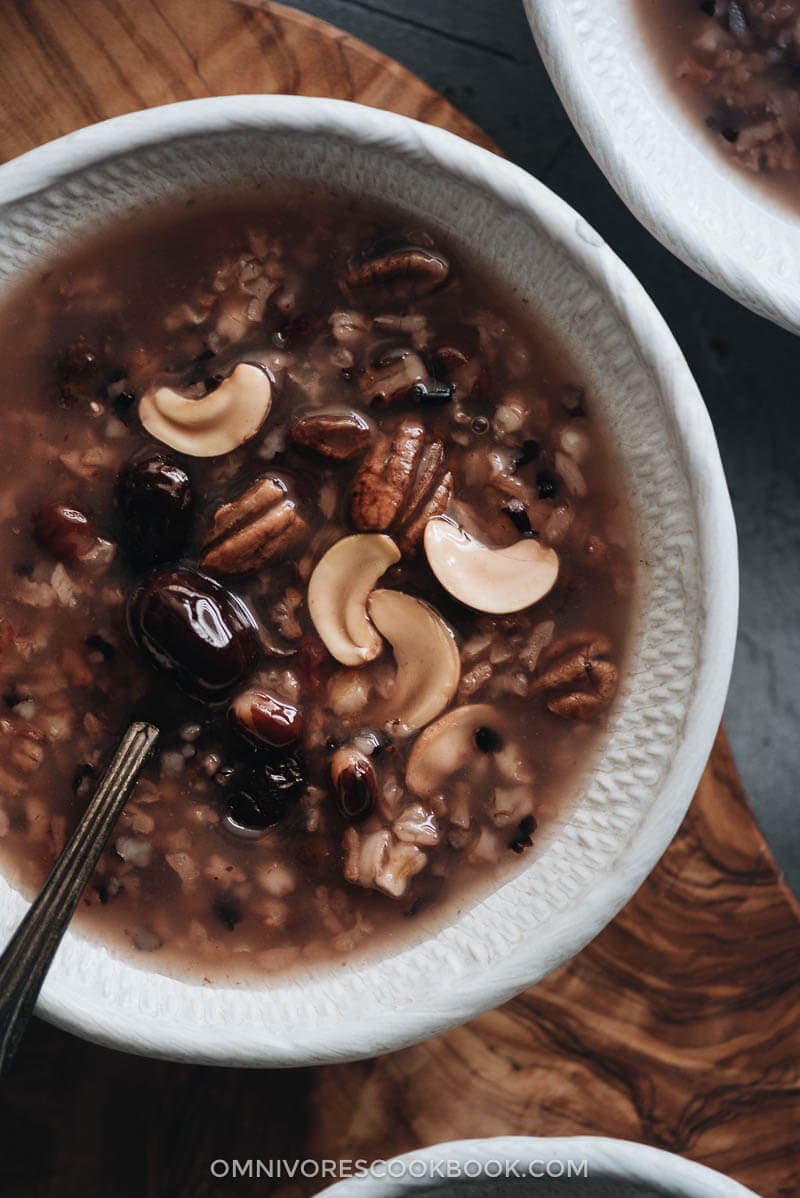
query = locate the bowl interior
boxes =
[525,0,800,333]
[0,99,735,1064]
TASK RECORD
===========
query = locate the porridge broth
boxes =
[0,191,633,979]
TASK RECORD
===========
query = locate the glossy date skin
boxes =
[127,567,261,702]
[116,453,193,567]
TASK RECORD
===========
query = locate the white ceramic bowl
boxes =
[525,0,800,334]
[0,96,737,1065]
[316,1137,758,1198]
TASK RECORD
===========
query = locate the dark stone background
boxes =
[291,0,800,892]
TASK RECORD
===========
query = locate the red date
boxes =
[127,568,260,702]
[33,502,97,563]
[230,689,304,749]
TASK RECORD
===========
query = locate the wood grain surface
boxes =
[0,3,797,1197]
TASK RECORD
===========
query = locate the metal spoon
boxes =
[0,720,159,1074]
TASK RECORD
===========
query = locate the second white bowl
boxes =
[316,1137,757,1198]
[525,0,800,334]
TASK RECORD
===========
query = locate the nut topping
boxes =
[139,362,271,457]
[366,589,460,733]
[350,418,453,552]
[351,419,425,531]
[531,633,619,720]
[340,245,449,299]
[406,704,509,797]
[424,516,559,614]
[201,476,307,575]
[398,471,454,556]
[290,407,373,461]
[308,534,400,667]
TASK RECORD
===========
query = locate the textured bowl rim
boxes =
[316,1136,758,1197]
[524,0,800,335]
[0,96,738,1065]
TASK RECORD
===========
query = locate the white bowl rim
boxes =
[0,95,738,1064]
[316,1135,758,1197]
[525,0,800,335]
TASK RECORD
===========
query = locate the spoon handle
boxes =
[0,720,159,1074]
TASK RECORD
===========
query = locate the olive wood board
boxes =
[0,3,797,1196]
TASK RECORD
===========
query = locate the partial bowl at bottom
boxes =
[317,1137,758,1198]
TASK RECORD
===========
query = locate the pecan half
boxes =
[350,418,453,551]
[201,476,307,575]
[530,632,618,720]
[340,245,449,299]
[397,471,454,554]
[290,407,372,461]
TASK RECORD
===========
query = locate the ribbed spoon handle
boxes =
[0,720,159,1074]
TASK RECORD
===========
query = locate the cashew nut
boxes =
[424,516,559,614]
[406,704,510,797]
[366,589,460,733]
[308,534,400,667]
[139,363,272,457]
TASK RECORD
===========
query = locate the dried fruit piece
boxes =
[509,814,537,854]
[224,750,307,832]
[224,787,281,832]
[296,634,331,698]
[502,500,534,536]
[330,746,377,821]
[115,453,192,566]
[531,633,619,720]
[201,476,307,575]
[32,502,98,563]
[127,567,260,701]
[230,689,304,749]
